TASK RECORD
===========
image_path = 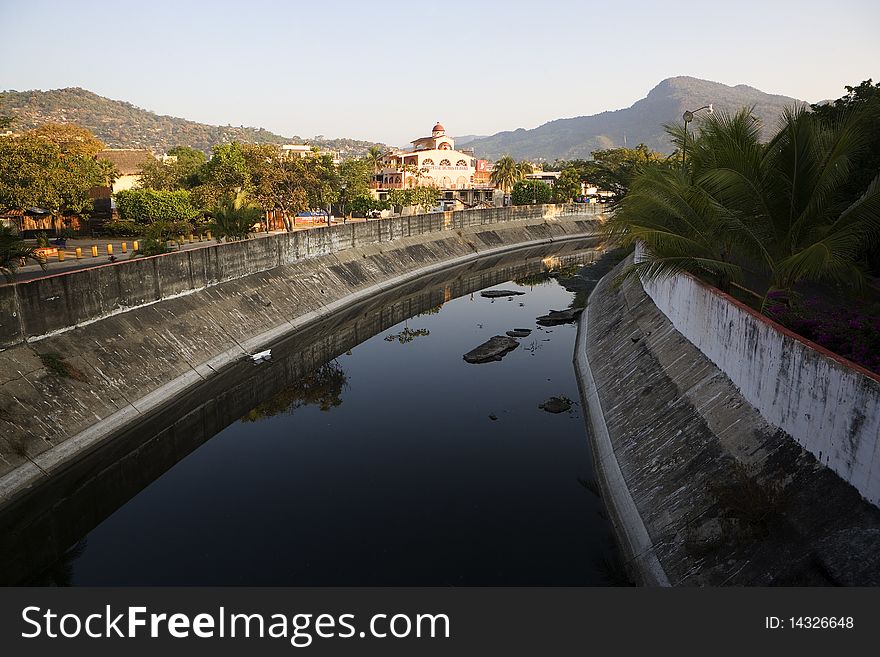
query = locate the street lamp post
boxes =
[340,183,347,224]
[681,104,714,170]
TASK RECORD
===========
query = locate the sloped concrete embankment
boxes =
[575,257,880,586]
[637,247,880,508]
[0,206,603,514]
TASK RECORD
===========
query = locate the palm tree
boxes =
[605,164,746,291]
[490,155,520,196]
[707,107,880,291]
[0,225,45,282]
[96,158,120,188]
[366,145,384,174]
[608,107,880,294]
[516,160,534,178]
[209,198,263,241]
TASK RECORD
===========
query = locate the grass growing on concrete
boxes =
[38,352,88,382]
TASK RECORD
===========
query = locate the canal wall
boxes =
[575,257,880,586]
[0,205,603,520]
[0,204,593,349]
[636,248,880,508]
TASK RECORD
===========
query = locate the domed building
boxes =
[373,122,498,209]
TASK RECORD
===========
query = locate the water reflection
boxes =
[242,361,349,422]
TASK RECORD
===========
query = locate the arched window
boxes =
[439,159,451,166]
[421,158,434,166]
[438,142,451,150]
[456,160,467,167]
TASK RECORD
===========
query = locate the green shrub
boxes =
[511,180,552,205]
[102,220,140,236]
[115,189,200,223]
[349,195,390,216]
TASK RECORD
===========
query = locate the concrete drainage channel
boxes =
[0,224,603,516]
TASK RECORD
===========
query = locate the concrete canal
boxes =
[11,241,628,586]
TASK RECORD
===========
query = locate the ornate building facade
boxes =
[372,123,497,206]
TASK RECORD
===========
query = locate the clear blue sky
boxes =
[2,0,878,146]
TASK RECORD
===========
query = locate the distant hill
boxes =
[0,87,386,158]
[453,134,487,146]
[465,77,807,161]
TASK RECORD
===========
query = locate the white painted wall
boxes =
[636,245,880,507]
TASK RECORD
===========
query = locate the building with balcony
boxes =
[372,123,498,207]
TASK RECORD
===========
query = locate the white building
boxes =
[373,122,497,208]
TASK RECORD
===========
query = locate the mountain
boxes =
[0,87,386,157]
[464,77,807,161]
[453,134,488,146]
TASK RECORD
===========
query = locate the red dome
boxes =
[432,122,445,133]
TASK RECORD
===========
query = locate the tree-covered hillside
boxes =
[0,87,385,157]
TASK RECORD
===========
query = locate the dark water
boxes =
[31,248,623,586]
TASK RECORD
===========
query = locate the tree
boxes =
[138,146,207,191]
[553,168,582,202]
[0,134,104,216]
[349,195,390,216]
[96,159,120,188]
[0,93,14,131]
[366,145,384,174]
[301,153,340,212]
[490,155,521,195]
[0,225,45,281]
[516,160,534,178]
[241,143,283,212]
[28,123,105,158]
[607,107,880,294]
[589,144,666,197]
[192,142,251,207]
[387,186,440,213]
[511,180,552,205]
[811,80,880,273]
[270,159,311,221]
[409,186,440,212]
[338,158,372,215]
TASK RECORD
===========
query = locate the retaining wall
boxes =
[0,204,596,348]
[578,255,880,585]
[636,248,880,507]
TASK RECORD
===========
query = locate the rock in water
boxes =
[463,336,520,363]
[506,328,532,338]
[481,289,525,298]
[539,396,573,413]
[536,308,583,326]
